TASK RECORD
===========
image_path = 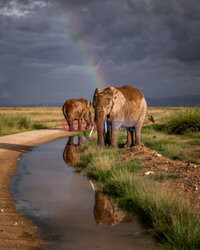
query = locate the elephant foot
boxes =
[132,142,144,148]
[98,145,103,149]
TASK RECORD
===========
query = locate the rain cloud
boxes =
[0,0,200,105]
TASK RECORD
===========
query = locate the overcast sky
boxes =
[0,0,200,105]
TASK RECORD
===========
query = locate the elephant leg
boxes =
[78,119,82,131]
[104,119,112,146]
[111,121,120,148]
[103,131,107,146]
[68,136,74,144]
[85,120,90,130]
[111,130,119,148]
[104,130,111,146]
[132,130,136,146]
[129,127,136,147]
[135,125,142,146]
[78,136,82,145]
[124,128,132,148]
[68,120,74,131]
[107,128,112,146]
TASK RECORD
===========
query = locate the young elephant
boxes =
[62,98,92,131]
[63,136,82,166]
[93,84,154,148]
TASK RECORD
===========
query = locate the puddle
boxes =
[11,136,157,250]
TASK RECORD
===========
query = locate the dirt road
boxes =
[0,129,76,249]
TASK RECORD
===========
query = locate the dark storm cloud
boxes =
[0,0,200,105]
[58,0,200,64]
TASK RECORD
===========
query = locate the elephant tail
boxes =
[146,111,155,123]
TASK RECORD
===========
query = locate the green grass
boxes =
[178,132,200,140]
[75,136,200,249]
[185,140,200,147]
[78,129,92,137]
[141,127,199,163]
[0,107,64,135]
[153,173,182,182]
[0,114,47,136]
[165,108,200,134]
[116,178,200,249]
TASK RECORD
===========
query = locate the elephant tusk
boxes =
[89,124,95,137]
[104,121,107,133]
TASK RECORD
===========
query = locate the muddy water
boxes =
[11,137,157,250]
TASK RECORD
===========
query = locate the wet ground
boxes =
[11,137,156,250]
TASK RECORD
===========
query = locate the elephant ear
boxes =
[93,88,101,107]
[110,87,126,116]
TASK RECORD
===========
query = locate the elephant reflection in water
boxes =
[63,136,82,166]
[94,192,135,226]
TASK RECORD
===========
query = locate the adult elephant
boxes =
[62,98,92,131]
[94,192,133,226]
[93,84,154,148]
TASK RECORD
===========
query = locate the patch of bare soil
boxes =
[121,146,200,212]
[0,129,76,249]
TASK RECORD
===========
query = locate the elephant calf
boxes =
[93,84,154,148]
[62,98,92,131]
[63,136,82,166]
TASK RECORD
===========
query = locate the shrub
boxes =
[165,108,200,134]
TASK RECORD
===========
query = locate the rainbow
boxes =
[57,7,107,90]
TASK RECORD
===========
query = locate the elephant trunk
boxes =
[89,111,92,127]
[97,120,103,146]
[96,112,105,146]
[85,111,92,130]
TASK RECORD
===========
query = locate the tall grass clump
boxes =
[75,135,200,249]
[0,114,47,136]
[166,108,200,134]
[117,178,200,249]
[141,126,199,163]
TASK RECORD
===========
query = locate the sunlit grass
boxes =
[140,126,199,163]
[0,114,47,136]
[165,108,200,134]
[0,107,63,135]
[75,135,200,249]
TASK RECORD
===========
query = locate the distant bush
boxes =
[165,108,200,134]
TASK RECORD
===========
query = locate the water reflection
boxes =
[11,137,157,250]
[63,137,136,227]
[94,192,135,226]
[63,136,82,166]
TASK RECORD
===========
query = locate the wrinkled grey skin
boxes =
[93,85,148,148]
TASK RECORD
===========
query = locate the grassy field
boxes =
[1,106,199,248]
[0,107,63,136]
[0,107,199,163]
[76,107,200,249]
[75,136,200,249]
[141,107,200,164]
